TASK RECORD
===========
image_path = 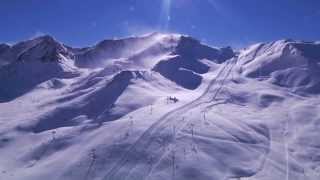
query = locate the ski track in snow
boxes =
[103,58,270,180]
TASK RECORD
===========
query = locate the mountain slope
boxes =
[238,40,320,94]
[0,34,319,180]
[0,36,78,102]
[153,36,234,89]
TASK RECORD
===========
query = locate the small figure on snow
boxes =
[167,96,179,104]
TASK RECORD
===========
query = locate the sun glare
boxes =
[160,0,172,31]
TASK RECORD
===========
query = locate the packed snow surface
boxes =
[0,33,320,180]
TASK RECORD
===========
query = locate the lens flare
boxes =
[160,0,172,31]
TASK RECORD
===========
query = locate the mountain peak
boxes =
[174,34,235,63]
[9,35,73,63]
[265,39,320,61]
[0,43,10,53]
[33,34,56,42]
[0,43,11,48]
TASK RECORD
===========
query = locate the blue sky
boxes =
[1,0,320,48]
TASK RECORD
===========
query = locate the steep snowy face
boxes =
[174,36,234,63]
[12,35,74,62]
[238,40,320,94]
[0,44,11,66]
[74,33,180,68]
[153,36,235,89]
[0,36,77,102]
[0,44,10,52]
[292,41,320,61]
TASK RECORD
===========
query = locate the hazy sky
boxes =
[1,0,320,48]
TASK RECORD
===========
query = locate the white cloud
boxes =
[7,41,16,45]
[121,22,159,37]
[29,31,47,40]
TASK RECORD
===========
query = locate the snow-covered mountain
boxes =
[0,33,319,180]
[0,36,78,102]
[239,40,320,94]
